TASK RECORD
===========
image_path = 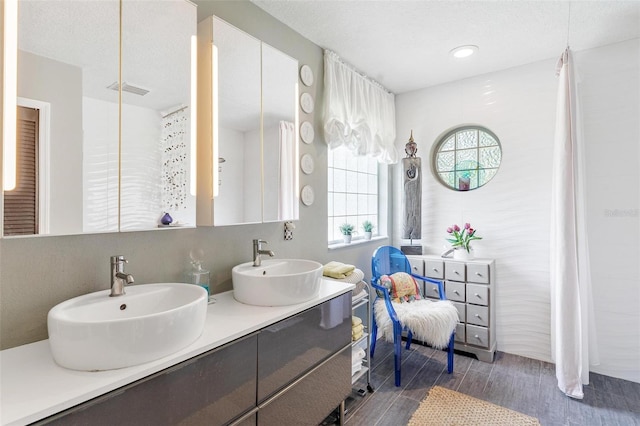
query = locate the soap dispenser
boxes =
[186,248,210,297]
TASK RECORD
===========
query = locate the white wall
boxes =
[82,97,119,233]
[84,100,163,232]
[394,39,639,383]
[243,127,261,222]
[17,50,84,235]
[119,103,163,231]
[217,126,245,224]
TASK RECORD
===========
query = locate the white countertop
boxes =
[0,280,354,426]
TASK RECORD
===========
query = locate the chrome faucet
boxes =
[253,239,275,267]
[110,255,135,297]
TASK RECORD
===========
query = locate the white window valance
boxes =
[323,50,398,164]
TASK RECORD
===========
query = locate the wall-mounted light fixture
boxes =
[3,0,18,191]
[190,35,197,197]
[212,43,219,198]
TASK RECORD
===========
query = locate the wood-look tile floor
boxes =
[323,340,640,426]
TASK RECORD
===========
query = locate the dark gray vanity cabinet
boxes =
[257,293,352,425]
[35,294,352,426]
[257,293,351,402]
[38,334,258,426]
[257,346,351,425]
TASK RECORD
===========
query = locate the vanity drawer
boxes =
[424,259,444,279]
[466,324,490,348]
[466,304,489,327]
[424,281,442,300]
[445,281,466,302]
[257,293,351,403]
[466,283,489,306]
[455,323,466,343]
[452,301,466,323]
[467,263,490,284]
[445,262,466,282]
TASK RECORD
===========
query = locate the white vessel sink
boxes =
[232,259,323,306]
[47,283,208,371]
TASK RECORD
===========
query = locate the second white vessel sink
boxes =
[47,283,208,371]
[232,259,323,306]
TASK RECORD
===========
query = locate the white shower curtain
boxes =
[278,121,297,220]
[550,47,598,399]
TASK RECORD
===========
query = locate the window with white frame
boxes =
[327,146,378,243]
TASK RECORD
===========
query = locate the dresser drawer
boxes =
[445,281,465,302]
[455,323,465,343]
[452,301,466,323]
[424,259,444,279]
[466,304,489,327]
[445,262,466,282]
[408,257,424,276]
[424,281,442,300]
[467,263,489,284]
[466,324,490,348]
[466,283,489,306]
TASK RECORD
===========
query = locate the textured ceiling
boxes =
[18,0,195,111]
[252,0,640,94]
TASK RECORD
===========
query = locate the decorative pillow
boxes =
[377,272,422,303]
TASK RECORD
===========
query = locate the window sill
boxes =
[328,235,388,251]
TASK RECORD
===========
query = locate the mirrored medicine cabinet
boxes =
[196,16,300,227]
[1,0,197,238]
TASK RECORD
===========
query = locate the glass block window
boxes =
[328,146,378,243]
[434,126,502,191]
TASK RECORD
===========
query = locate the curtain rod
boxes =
[324,49,394,95]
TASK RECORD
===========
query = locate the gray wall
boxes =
[0,1,389,350]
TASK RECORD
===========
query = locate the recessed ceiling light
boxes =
[450,45,479,59]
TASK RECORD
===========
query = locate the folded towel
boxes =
[352,324,364,335]
[352,316,362,327]
[352,330,364,341]
[323,261,356,279]
[352,347,365,361]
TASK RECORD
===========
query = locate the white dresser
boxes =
[407,255,496,362]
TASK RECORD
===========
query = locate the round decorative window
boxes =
[433,125,502,191]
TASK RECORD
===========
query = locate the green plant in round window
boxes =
[433,126,502,191]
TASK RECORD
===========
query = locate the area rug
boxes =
[407,386,541,425]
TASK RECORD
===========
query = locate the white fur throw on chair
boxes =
[374,299,459,349]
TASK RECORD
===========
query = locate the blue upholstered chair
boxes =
[370,246,455,386]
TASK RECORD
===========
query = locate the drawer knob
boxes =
[475,314,481,318]
[474,335,480,339]
[475,272,482,276]
[454,271,460,275]
[433,268,438,272]
[475,293,480,298]
[433,288,438,293]
[454,290,460,295]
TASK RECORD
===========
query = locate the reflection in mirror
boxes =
[2,0,197,237]
[5,0,119,236]
[211,18,299,226]
[212,17,262,226]
[120,0,197,231]
[262,43,299,222]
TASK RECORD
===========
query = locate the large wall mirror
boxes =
[210,17,299,226]
[2,0,196,237]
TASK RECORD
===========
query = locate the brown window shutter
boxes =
[3,106,39,236]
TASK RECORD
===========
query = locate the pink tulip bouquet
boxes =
[446,223,482,253]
